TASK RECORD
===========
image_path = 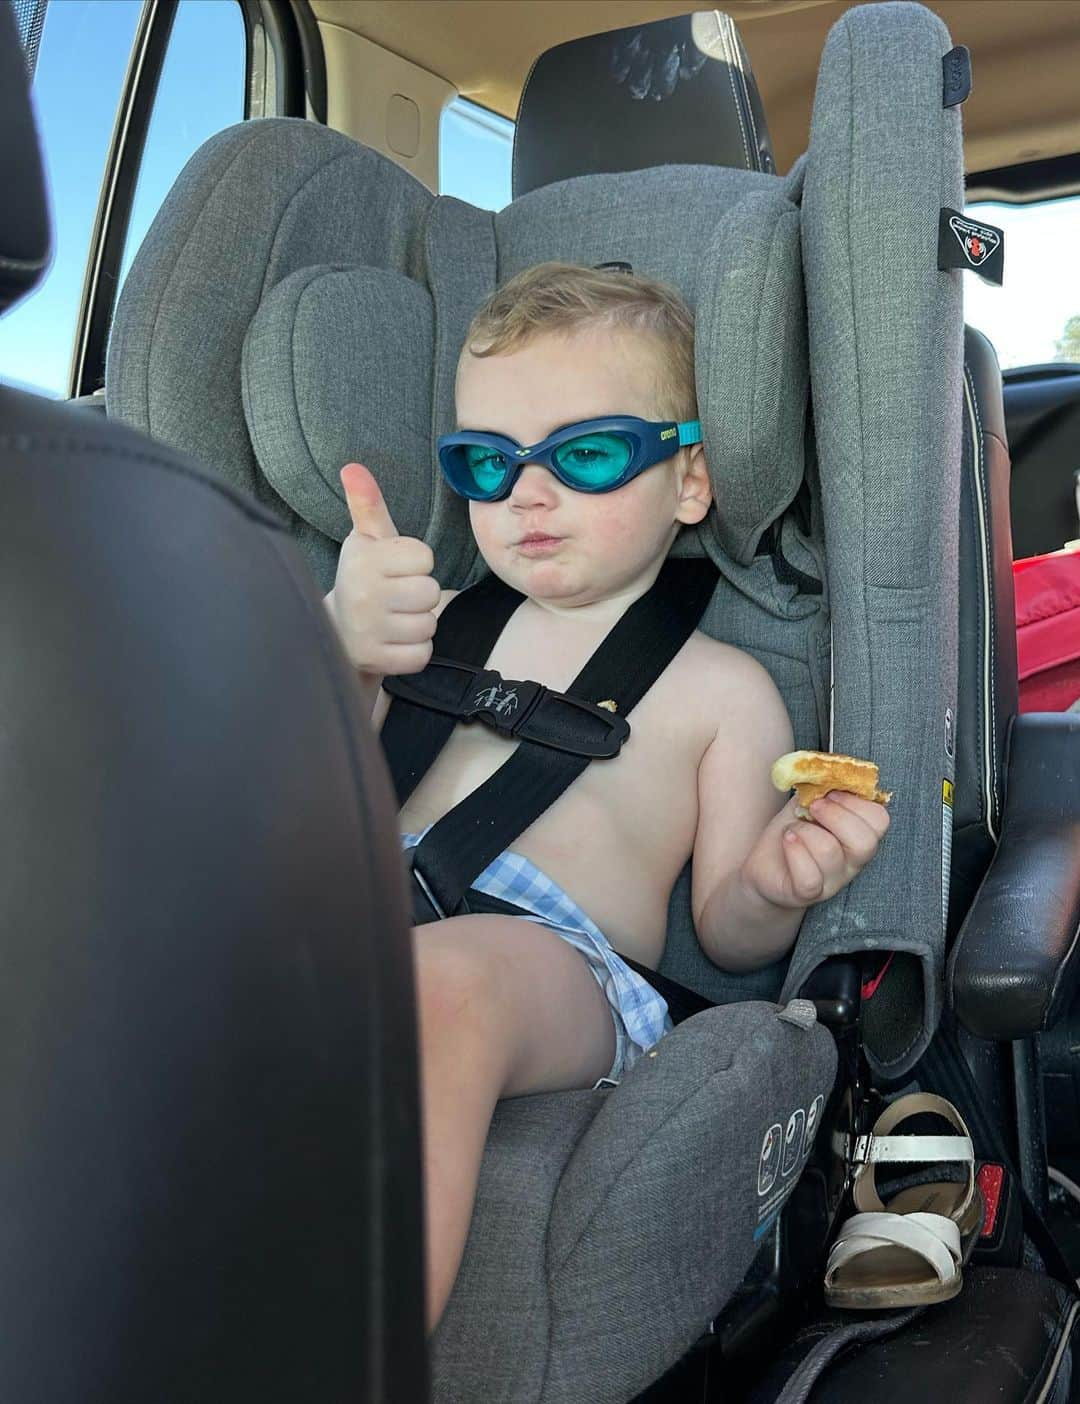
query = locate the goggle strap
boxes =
[677,420,703,447]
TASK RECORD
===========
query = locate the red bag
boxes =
[1014,549,1080,712]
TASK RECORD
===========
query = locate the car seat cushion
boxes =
[694,189,808,565]
[784,1,965,1076]
[241,264,435,544]
[433,1001,836,1404]
[495,164,809,570]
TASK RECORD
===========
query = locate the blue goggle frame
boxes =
[437,416,702,502]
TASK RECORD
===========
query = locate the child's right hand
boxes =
[328,462,440,677]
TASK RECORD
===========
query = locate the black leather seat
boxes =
[0,6,425,1398]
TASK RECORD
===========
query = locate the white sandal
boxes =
[825,1210,962,1308]
[824,1092,979,1309]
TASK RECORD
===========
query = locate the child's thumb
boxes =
[341,462,399,540]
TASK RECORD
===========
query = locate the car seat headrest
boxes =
[513,10,774,198]
[109,117,806,586]
[241,264,436,545]
[0,1,51,315]
[498,167,806,567]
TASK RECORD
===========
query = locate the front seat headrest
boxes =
[0,0,51,314]
[513,9,774,198]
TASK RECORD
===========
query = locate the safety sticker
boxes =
[942,778,954,930]
[758,1122,782,1197]
[782,1108,806,1178]
[802,1094,825,1160]
[938,208,1004,286]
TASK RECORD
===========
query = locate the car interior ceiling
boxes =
[313,0,1080,179]
[5,0,1080,1401]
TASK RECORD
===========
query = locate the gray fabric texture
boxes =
[106,118,434,592]
[432,1002,837,1404]
[241,265,435,544]
[494,165,808,571]
[106,125,831,986]
[695,189,808,564]
[785,1,965,1076]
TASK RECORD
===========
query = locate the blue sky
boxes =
[1,0,1074,398]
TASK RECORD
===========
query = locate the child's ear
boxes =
[674,443,712,525]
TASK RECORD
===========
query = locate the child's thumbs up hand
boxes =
[328,462,441,677]
[341,461,400,541]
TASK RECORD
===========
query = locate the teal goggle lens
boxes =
[551,431,634,486]
[453,431,635,498]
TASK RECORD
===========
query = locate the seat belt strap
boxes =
[380,572,523,806]
[410,557,718,917]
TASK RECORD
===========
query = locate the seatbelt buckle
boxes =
[384,659,632,758]
[463,670,544,733]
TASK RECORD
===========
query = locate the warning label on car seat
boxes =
[938,208,1004,286]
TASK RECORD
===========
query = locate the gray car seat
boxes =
[6,0,1080,1399]
[502,6,1080,1386]
[97,1,1079,1401]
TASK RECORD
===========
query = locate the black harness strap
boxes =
[401,558,718,918]
[380,572,523,806]
[385,659,631,758]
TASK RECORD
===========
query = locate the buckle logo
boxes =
[948,215,1000,269]
[473,684,519,717]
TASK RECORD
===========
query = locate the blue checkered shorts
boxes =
[402,832,671,1081]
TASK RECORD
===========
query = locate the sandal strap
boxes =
[852,1092,975,1216]
[826,1210,962,1288]
[854,1133,971,1164]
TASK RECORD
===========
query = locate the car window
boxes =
[965,196,1080,371]
[0,0,245,400]
[440,96,513,211]
[119,0,245,289]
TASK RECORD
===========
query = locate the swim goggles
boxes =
[436,415,702,502]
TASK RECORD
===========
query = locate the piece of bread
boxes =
[771,749,892,817]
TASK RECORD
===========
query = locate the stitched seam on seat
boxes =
[258,145,364,304]
[962,367,988,829]
[289,272,328,518]
[512,52,544,195]
[546,1061,735,1277]
[720,17,751,170]
[731,23,761,169]
[0,432,286,528]
[142,123,272,435]
[749,211,789,559]
[967,366,998,816]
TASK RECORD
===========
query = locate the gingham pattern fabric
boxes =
[403,832,671,1074]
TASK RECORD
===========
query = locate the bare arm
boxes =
[692,656,891,972]
[691,657,800,970]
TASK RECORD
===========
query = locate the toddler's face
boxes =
[454,324,711,607]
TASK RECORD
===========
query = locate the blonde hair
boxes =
[462,262,697,421]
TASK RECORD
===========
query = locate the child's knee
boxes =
[413,934,505,1045]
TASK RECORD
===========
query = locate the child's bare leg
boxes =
[413,914,616,1329]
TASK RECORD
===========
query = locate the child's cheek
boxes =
[586,494,656,553]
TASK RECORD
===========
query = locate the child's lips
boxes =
[515,532,564,556]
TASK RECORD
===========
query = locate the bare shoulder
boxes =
[678,630,785,699]
[675,630,792,745]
